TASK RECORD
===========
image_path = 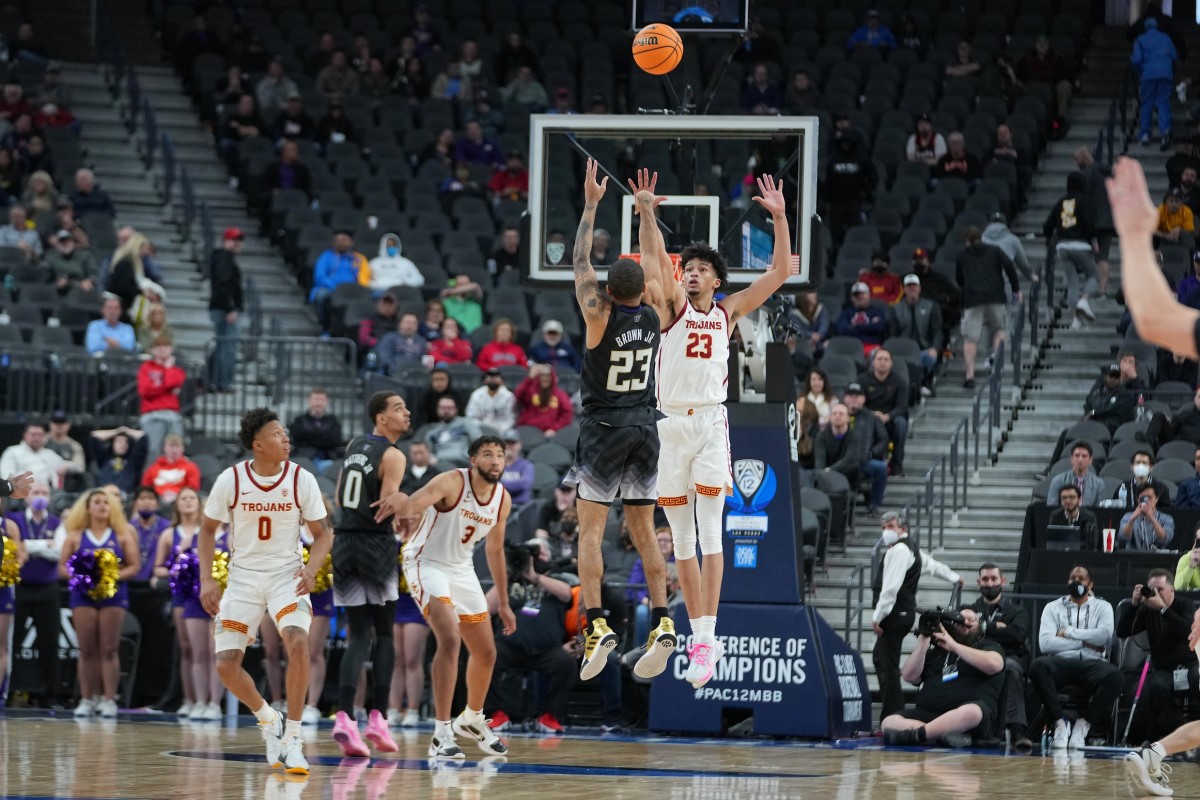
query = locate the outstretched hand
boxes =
[583,157,608,205]
[627,168,667,215]
[1106,157,1158,241]
[752,173,786,218]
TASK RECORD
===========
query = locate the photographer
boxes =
[871,511,963,722]
[969,563,1033,748]
[1116,568,1198,742]
[881,607,1005,748]
[1118,484,1175,551]
[1029,565,1121,748]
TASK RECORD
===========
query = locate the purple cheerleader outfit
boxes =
[182,531,227,620]
[68,529,129,610]
[394,540,425,626]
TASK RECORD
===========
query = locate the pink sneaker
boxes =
[332,710,371,758]
[684,641,724,688]
[364,709,399,753]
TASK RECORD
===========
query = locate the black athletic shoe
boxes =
[883,728,922,746]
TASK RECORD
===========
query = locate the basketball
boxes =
[632,23,683,76]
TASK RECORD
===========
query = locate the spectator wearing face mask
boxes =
[1113,449,1173,510]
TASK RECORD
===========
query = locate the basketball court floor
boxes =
[0,710,1181,799]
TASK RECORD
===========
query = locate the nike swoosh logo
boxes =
[241,491,253,495]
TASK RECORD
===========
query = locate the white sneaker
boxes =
[402,709,420,727]
[1068,717,1090,749]
[270,700,287,715]
[1075,297,1096,321]
[684,640,726,688]
[280,734,309,775]
[1125,746,1174,796]
[73,698,96,717]
[919,386,932,397]
[1069,314,1083,330]
[178,700,195,718]
[387,708,404,727]
[97,699,118,718]
[1051,719,1070,750]
[452,711,509,756]
[300,705,320,725]
[200,702,223,721]
[259,708,285,768]
[428,726,465,759]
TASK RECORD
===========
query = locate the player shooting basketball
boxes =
[630,167,792,688]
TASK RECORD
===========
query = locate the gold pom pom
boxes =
[90,548,121,601]
[0,536,20,588]
[303,547,334,594]
[211,551,230,590]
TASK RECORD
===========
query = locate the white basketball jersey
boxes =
[204,461,327,573]
[657,298,730,413]
[407,469,507,567]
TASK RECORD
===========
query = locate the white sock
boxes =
[693,617,715,645]
[704,615,719,646]
[688,618,701,644]
[436,719,452,733]
[464,706,484,723]
[1151,741,1167,757]
[254,703,275,724]
[285,719,301,738]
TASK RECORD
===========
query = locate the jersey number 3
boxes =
[606,348,652,392]
[686,332,713,359]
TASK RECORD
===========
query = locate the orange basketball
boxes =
[632,23,683,75]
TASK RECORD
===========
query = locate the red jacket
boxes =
[142,456,201,499]
[515,375,573,432]
[861,270,902,305]
[430,337,473,365]
[137,360,186,413]
[475,341,527,371]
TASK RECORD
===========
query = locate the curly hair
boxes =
[239,407,280,452]
[678,242,729,289]
[469,434,506,457]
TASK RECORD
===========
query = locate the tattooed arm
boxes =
[576,158,611,347]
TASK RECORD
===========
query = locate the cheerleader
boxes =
[58,489,141,717]
[179,514,229,722]
[300,504,335,725]
[0,506,25,707]
[9,483,61,707]
[387,535,429,727]
[130,486,171,582]
[152,486,201,718]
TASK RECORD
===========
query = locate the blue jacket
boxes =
[1132,19,1178,81]
[834,303,888,346]
[1176,477,1200,509]
[309,248,367,302]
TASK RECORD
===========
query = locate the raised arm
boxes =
[720,174,795,323]
[575,158,611,346]
[628,168,683,324]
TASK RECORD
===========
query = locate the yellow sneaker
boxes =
[634,617,678,679]
[579,617,618,680]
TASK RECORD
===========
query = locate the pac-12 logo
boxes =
[726,459,777,514]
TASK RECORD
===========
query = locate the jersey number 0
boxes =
[606,348,652,392]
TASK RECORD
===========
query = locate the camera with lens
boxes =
[917,607,965,637]
[505,541,542,580]
[1140,584,1158,599]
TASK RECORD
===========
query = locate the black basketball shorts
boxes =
[563,416,659,505]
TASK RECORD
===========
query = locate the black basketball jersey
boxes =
[580,303,660,426]
[335,434,394,533]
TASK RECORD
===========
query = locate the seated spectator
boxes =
[1176,252,1200,308]
[85,295,136,355]
[261,140,313,200]
[1159,348,1200,388]
[270,95,317,147]
[815,402,872,510]
[945,40,982,79]
[438,160,486,214]
[860,252,902,305]
[308,231,369,334]
[1115,568,1198,742]
[1029,565,1121,748]
[515,364,573,435]
[440,274,484,333]
[315,99,357,150]
[790,291,831,359]
[1046,441,1106,507]
[368,234,422,293]
[410,4,440,55]
[430,60,474,104]
[602,519,641,586]
[1017,35,1073,120]
[420,298,446,341]
[137,335,186,458]
[740,63,782,115]
[1175,526,1200,588]
[933,132,982,189]
[136,304,174,352]
[0,421,73,488]
[1170,387,1200,446]
[373,311,428,375]
[305,31,337,75]
[360,57,391,104]
[0,83,29,121]
[906,114,947,165]
[217,94,264,174]
[1156,187,1195,250]
[991,124,1033,199]
[785,70,822,114]
[1113,449,1173,510]
[859,349,909,475]
[488,226,522,279]
[0,146,22,200]
[464,89,504,140]
[423,396,483,462]
[316,51,360,99]
[1049,484,1101,548]
[290,388,344,467]
[429,317,473,365]
[14,23,48,61]
[1084,363,1137,433]
[889,275,943,393]
[43,411,84,473]
[35,62,72,108]
[895,14,926,56]
[535,482,576,539]
[801,367,836,428]
[22,169,57,215]
[1119,484,1175,549]
[835,282,888,354]
[23,136,53,188]
[417,367,466,426]
[46,229,96,293]
[466,367,518,432]
[422,129,458,169]
[255,57,300,116]
[68,168,115,218]
[0,204,41,261]
[358,292,400,353]
[399,440,443,493]
[348,33,374,74]
[881,607,1004,748]
[1179,164,1200,219]
[459,39,486,84]
[500,429,535,505]
[475,319,526,371]
[846,10,895,51]
[89,426,148,497]
[494,31,539,87]
[489,150,529,204]
[215,65,251,117]
[628,525,676,646]
[547,86,575,116]
[529,319,581,372]
[393,53,430,103]
[843,385,890,514]
[141,435,200,504]
[501,65,549,110]
[825,132,875,244]
[454,119,503,167]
